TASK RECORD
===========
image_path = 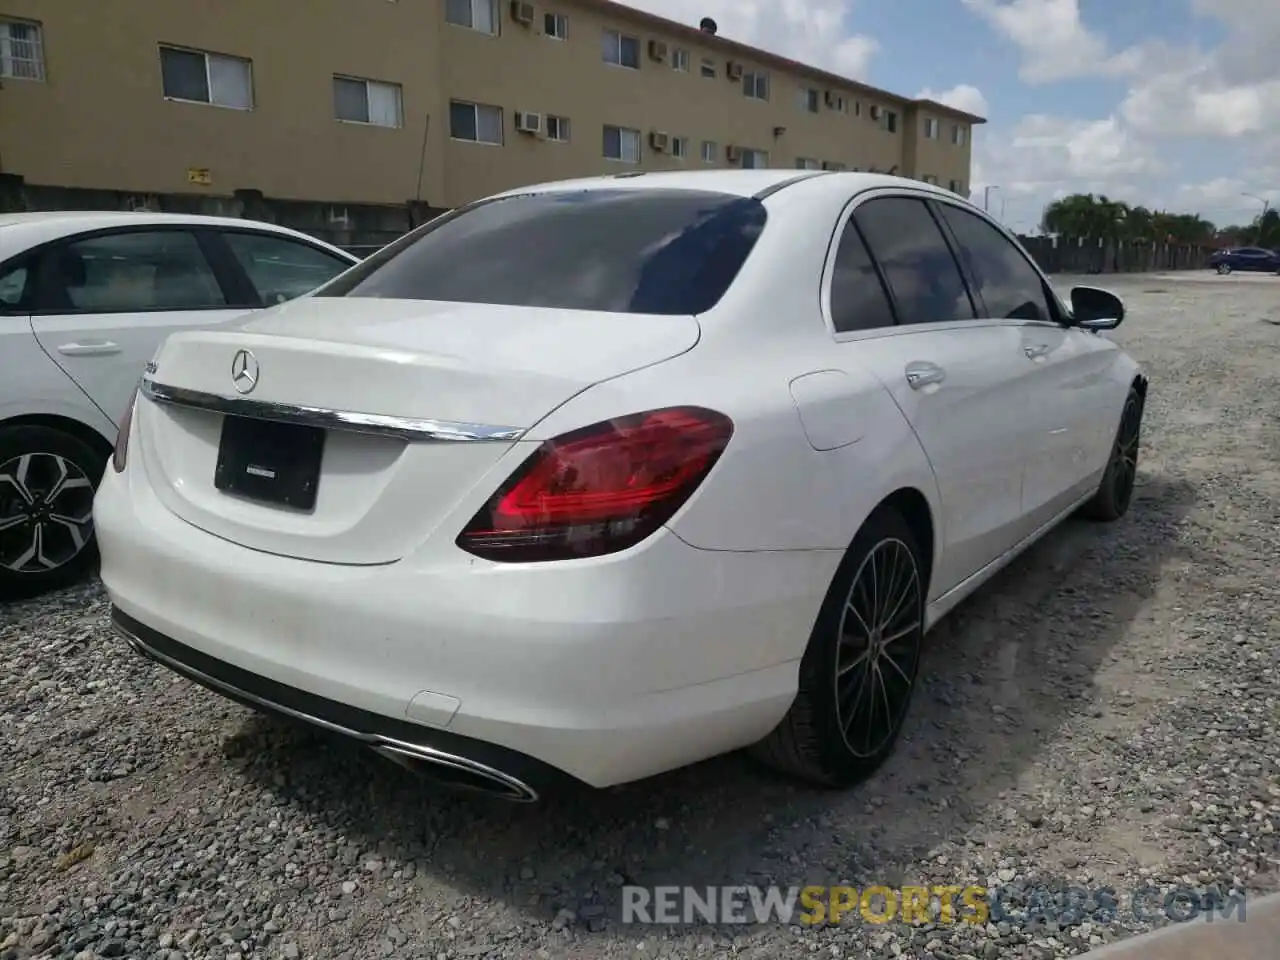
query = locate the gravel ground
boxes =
[2,272,1279,960]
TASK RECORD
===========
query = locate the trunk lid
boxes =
[136,297,700,564]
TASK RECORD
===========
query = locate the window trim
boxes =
[333,74,404,128]
[158,44,255,111]
[445,0,500,35]
[543,11,568,39]
[671,48,690,71]
[602,124,641,163]
[546,114,570,142]
[601,28,640,69]
[700,140,717,163]
[818,187,1067,343]
[699,58,716,78]
[449,99,504,145]
[924,117,939,139]
[742,70,769,100]
[0,16,45,82]
[670,135,688,159]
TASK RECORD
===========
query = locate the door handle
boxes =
[905,361,946,389]
[57,341,121,357]
[1024,344,1051,360]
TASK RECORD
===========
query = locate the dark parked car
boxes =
[1207,246,1280,274]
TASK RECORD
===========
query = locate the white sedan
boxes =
[0,212,357,594]
[94,171,1147,801]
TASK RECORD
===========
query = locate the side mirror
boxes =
[1069,285,1125,331]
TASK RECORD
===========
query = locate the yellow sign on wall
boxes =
[186,167,212,185]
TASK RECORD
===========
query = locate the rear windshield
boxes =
[316,188,767,315]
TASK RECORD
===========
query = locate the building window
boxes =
[700,140,717,163]
[603,125,641,162]
[546,115,570,141]
[798,88,819,113]
[739,148,768,169]
[922,175,939,185]
[924,117,939,139]
[544,12,568,39]
[160,46,253,110]
[949,179,965,194]
[884,110,898,133]
[742,70,769,100]
[0,18,44,81]
[672,48,690,71]
[826,162,848,171]
[952,124,967,146]
[671,136,688,159]
[449,100,503,144]
[445,0,498,34]
[795,157,821,170]
[853,100,862,117]
[333,76,402,127]
[700,58,716,78]
[602,29,640,68]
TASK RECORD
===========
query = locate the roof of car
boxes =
[0,211,357,259]
[491,168,968,202]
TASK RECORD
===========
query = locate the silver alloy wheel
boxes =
[1217,263,1231,275]
[834,536,923,758]
[0,452,95,574]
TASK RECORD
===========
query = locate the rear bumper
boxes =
[94,460,837,790]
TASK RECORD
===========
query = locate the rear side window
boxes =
[853,197,974,325]
[221,231,353,304]
[318,188,768,315]
[935,203,1052,322]
[829,220,896,332]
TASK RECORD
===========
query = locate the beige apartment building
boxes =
[0,0,983,212]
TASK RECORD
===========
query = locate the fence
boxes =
[1015,235,1210,274]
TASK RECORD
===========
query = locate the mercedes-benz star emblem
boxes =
[230,349,259,395]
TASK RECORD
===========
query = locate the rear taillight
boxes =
[457,406,733,562]
[111,387,139,473]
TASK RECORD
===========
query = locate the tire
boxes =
[1216,263,1231,275]
[0,425,106,599]
[1080,384,1144,523]
[752,505,926,787]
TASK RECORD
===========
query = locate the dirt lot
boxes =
[2,272,1278,960]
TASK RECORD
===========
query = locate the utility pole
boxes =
[984,184,999,212]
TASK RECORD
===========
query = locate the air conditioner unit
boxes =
[510,0,534,25]
[648,39,668,61]
[514,111,543,134]
[869,104,882,120]
[649,130,670,152]
[726,145,742,162]
[726,61,743,80]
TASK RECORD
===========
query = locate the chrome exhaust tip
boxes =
[369,741,540,802]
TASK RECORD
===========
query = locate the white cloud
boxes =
[618,0,879,79]
[916,84,990,118]
[958,0,1134,83]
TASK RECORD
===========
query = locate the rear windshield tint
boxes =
[317,188,767,315]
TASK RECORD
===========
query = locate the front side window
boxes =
[853,197,973,324]
[445,0,498,34]
[221,232,353,305]
[830,220,896,333]
[603,125,640,162]
[334,76,403,127]
[602,29,640,68]
[159,46,253,109]
[935,204,1053,322]
[316,189,768,316]
[0,17,44,81]
[449,100,503,144]
[33,231,227,313]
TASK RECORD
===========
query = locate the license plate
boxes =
[214,416,326,511]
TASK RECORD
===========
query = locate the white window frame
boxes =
[952,124,967,146]
[449,100,504,145]
[546,115,570,142]
[159,45,255,110]
[671,136,688,159]
[739,148,769,169]
[798,87,819,113]
[795,157,821,170]
[333,75,403,128]
[700,140,717,163]
[602,29,640,69]
[671,48,690,71]
[883,110,898,133]
[0,17,45,81]
[603,124,641,163]
[544,12,568,39]
[924,117,939,139]
[743,70,769,101]
[445,0,499,35]
[699,58,716,78]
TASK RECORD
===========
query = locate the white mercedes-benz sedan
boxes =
[95,171,1147,801]
[0,212,357,595]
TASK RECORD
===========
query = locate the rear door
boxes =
[827,194,1031,597]
[28,227,252,425]
[932,199,1115,533]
